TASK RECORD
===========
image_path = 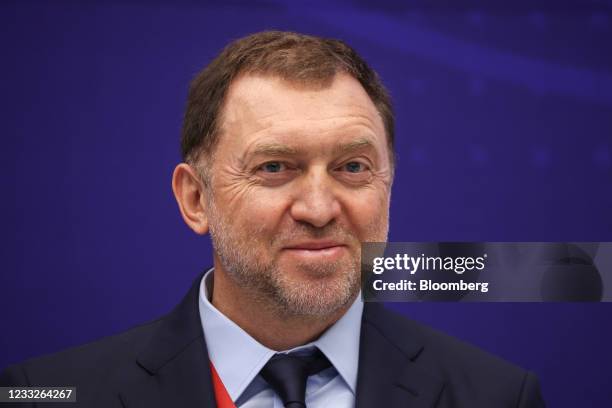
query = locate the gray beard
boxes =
[207,201,361,318]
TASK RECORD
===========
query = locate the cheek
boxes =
[230,191,291,234]
[343,189,390,239]
[212,167,291,234]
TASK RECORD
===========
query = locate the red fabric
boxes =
[210,362,237,408]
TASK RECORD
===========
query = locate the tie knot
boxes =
[260,349,331,408]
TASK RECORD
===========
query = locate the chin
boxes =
[275,289,354,318]
[272,267,359,317]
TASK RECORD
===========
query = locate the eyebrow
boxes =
[250,142,299,157]
[332,137,376,156]
[247,137,376,160]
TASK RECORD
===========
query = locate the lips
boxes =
[283,241,345,250]
[281,241,348,262]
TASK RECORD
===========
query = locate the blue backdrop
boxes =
[1,1,611,406]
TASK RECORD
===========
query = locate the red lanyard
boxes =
[210,362,237,408]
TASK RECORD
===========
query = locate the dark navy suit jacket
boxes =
[1,272,545,407]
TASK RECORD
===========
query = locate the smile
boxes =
[282,244,347,261]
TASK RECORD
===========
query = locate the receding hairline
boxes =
[204,72,389,157]
[181,30,395,175]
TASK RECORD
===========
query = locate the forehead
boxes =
[217,73,386,153]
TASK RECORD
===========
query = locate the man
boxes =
[1,31,544,407]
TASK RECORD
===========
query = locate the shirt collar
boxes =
[198,268,363,401]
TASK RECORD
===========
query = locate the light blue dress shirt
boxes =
[198,269,363,408]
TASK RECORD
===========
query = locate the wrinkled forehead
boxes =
[216,73,387,154]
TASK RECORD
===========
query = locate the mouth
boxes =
[282,241,347,261]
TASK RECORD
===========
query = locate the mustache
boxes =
[271,222,357,246]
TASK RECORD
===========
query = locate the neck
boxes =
[209,264,354,351]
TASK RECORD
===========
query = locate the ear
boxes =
[172,163,209,235]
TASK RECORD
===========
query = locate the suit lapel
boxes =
[356,303,445,408]
[119,272,217,408]
[116,275,445,407]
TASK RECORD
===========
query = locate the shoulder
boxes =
[0,317,164,388]
[363,303,544,407]
[365,303,525,375]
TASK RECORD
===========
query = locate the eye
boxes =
[334,160,372,185]
[342,161,368,173]
[259,161,286,173]
[254,161,297,187]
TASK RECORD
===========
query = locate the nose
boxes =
[289,167,341,228]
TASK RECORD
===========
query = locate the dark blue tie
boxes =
[260,349,332,408]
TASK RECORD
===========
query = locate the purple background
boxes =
[2,1,611,406]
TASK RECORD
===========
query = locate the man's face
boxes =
[204,73,392,317]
